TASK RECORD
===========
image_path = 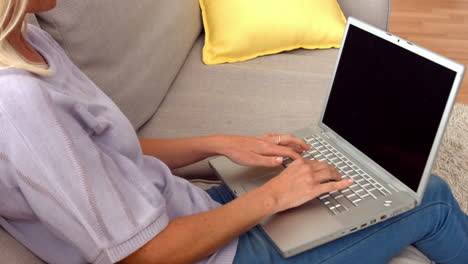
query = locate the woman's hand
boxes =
[261,159,354,214]
[212,133,311,167]
[123,141,352,264]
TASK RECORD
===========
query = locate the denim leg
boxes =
[206,175,468,264]
[411,175,468,263]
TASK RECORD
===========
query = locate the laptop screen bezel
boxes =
[317,17,465,205]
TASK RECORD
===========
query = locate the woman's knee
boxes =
[421,175,455,206]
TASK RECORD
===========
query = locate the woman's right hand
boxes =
[261,159,354,214]
[121,159,353,264]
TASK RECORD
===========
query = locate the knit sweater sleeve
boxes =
[0,77,170,264]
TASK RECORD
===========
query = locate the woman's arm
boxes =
[139,137,218,169]
[120,159,353,264]
[139,134,310,169]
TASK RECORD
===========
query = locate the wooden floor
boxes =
[390,0,468,104]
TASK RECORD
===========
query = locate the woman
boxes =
[0,0,466,263]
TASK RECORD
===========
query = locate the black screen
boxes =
[322,25,456,191]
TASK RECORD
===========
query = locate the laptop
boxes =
[209,17,465,258]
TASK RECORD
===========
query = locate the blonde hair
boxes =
[0,0,53,76]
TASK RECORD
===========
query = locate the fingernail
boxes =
[348,179,354,183]
[275,157,283,163]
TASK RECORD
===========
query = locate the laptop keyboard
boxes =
[283,135,392,215]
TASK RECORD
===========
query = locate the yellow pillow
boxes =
[199,0,347,65]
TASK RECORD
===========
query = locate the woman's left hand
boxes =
[212,133,311,167]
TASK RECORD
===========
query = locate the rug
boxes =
[433,103,468,213]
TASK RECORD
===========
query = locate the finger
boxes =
[264,145,303,160]
[305,160,329,171]
[262,133,280,137]
[240,152,284,167]
[278,134,310,151]
[310,167,341,183]
[262,133,310,151]
[315,178,354,195]
[305,161,340,179]
[289,144,303,153]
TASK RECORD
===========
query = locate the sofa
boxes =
[0,0,435,263]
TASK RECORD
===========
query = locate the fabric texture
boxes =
[138,0,391,179]
[0,228,44,264]
[138,36,339,179]
[0,26,237,264]
[207,175,468,263]
[34,0,202,129]
[199,0,347,64]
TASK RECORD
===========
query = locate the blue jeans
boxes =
[206,175,468,263]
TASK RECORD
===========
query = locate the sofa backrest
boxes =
[339,0,390,30]
[35,0,202,129]
[31,0,388,130]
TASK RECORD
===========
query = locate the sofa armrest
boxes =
[338,0,391,30]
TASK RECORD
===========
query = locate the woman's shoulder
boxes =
[0,72,49,119]
[0,69,43,93]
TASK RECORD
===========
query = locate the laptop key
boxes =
[355,189,367,197]
[361,193,372,200]
[380,188,391,195]
[334,204,346,213]
[369,188,384,199]
[335,161,345,167]
[356,179,367,185]
[341,188,352,194]
[351,175,363,181]
[340,176,350,182]
[315,154,325,160]
[341,166,352,173]
[308,149,319,155]
[335,195,353,209]
[352,198,362,206]
[316,146,326,152]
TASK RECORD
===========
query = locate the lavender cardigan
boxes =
[0,25,237,264]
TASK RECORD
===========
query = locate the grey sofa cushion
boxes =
[137,0,391,178]
[138,36,338,179]
[339,0,390,30]
[35,0,202,129]
[0,228,44,264]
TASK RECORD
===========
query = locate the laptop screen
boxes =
[322,25,456,192]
